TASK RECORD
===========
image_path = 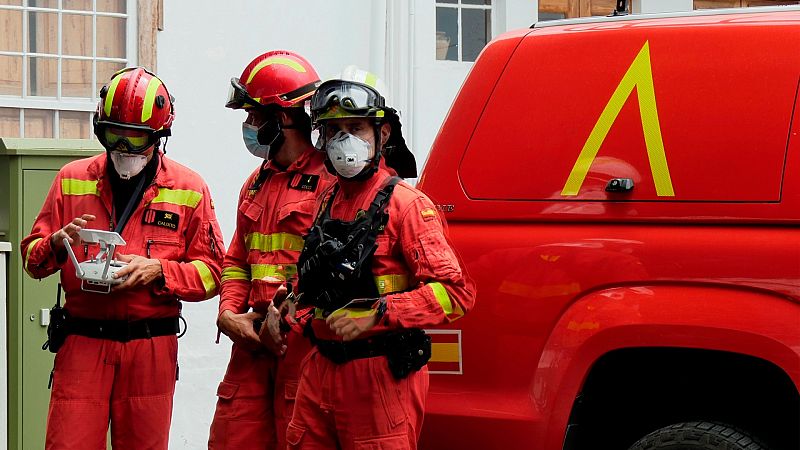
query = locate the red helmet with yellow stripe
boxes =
[93,67,174,153]
[226,50,320,110]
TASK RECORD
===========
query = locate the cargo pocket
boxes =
[240,197,264,222]
[145,236,183,260]
[277,198,315,235]
[210,381,275,449]
[286,423,306,449]
[371,358,406,428]
[216,380,239,401]
[354,433,410,450]
[411,229,461,280]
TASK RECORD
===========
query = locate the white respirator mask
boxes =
[109,151,149,180]
[325,131,373,178]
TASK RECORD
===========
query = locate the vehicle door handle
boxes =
[605,178,634,192]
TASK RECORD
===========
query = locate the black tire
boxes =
[628,421,770,450]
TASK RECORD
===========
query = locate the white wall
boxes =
[157,1,535,448]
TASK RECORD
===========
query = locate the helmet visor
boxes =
[96,123,158,153]
[226,77,261,110]
[310,81,385,120]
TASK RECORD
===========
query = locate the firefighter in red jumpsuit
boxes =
[208,51,333,450]
[279,67,477,449]
[20,67,225,450]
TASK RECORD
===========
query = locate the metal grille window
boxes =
[0,0,137,139]
[435,0,492,62]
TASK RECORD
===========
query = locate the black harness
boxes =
[296,176,433,379]
[297,177,401,316]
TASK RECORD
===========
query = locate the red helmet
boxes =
[226,50,320,110]
[93,67,174,153]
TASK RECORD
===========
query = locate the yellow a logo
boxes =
[561,41,674,197]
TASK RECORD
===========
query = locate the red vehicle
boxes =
[417,6,800,450]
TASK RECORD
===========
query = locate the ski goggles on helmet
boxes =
[310,80,386,121]
[95,123,160,153]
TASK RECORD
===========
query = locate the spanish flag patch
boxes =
[425,329,462,374]
[420,208,437,222]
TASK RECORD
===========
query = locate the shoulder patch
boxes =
[420,208,437,222]
[288,173,320,192]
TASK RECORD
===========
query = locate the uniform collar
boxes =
[263,144,321,174]
[338,161,395,198]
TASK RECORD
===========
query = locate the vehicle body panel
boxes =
[418,8,800,450]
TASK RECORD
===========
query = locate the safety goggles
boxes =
[95,123,159,154]
[310,80,385,118]
[225,77,262,110]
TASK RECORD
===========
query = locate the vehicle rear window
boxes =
[459,22,799,202]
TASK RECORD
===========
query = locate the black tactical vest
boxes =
[297,177,401,316]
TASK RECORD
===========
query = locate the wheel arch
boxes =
[532,283,800,450]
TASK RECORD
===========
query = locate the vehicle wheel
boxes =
[628,421,770,450]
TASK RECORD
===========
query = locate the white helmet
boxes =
[311,66,417,178]
[338,65,392,107]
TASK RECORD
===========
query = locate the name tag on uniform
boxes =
[143,209,180,231]
[288,173,320,192]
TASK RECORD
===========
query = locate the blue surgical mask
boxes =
[242,122,270,159]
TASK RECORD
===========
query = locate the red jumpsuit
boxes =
[286,164,476,450]
[209,147,333,450]
[21,152,225,450]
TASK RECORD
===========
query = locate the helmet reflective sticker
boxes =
[228,50,321,109]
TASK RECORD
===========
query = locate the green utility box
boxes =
[1,138,102,450]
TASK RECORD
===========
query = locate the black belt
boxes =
[313,334,390,364]
[68,317,180,342]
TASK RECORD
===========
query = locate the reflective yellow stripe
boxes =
[251,264,297,281]
[190,260,216,296]
[374,274,409,295]
[245,232,304,253]
[247,57,306,84]
[310,274,410,319]
[429,282,463,321]
[151,188,202,208]
[561,41,673,197]
[318,106,386,121]
[328,307,375,320]
[313,306,376,320]
[221,266,250,284]
[61,178,99,196]
[141,76,163,123]
[104,74,123,117]
[24,238,42,277]
[364,72,378,88]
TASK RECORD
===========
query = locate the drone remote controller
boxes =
[64,229,129,294]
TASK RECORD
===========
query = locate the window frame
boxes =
[435,0,494,64]
[0,0,138,138]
